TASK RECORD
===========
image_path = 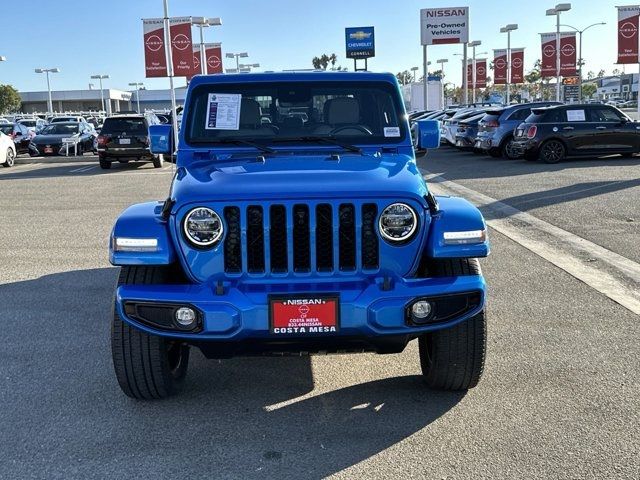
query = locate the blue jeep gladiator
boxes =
[109,72,489,399]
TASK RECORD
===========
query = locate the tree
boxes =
[0,84,21,114]
[586,71,596,80]
[582,83,597,99]
[597,69,606,78]
[396,70,413,85]
[312,53,344,71]
[612,68,621,77]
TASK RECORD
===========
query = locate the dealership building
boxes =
[19,87,188,114]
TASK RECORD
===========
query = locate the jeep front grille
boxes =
[222,202,380,275]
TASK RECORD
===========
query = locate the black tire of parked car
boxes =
[418,258,486,391]
[501,137,520,160]
[3,148,15,167]
[99,157,111,169]
[153,154,164,169]
[538,139,566,164]
[111,265,190,400]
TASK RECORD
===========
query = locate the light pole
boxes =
[226,52,249,71]
[191,17,222,74]
[500,24,518,105]
[129,82,144,113]
[239,63,260,73]
[411,66,419,83]
[90,74,109,114]
[436,58,448,108]
[546,3,572,102]
[560,22,605,101]
[0,56,6,62]
[35,68,60,114]
[468,41,482,104]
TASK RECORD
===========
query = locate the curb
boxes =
[15,155,96,165]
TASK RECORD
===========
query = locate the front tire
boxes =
[418,258,486,391]
[3,148,15,167]
[111,265,190,400]
[539,139,566,164]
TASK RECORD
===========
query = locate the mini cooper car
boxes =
[109,72,490,399]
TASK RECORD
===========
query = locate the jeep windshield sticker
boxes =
[205,93,241,130]
[566,109,586,122]
[384,126,400,137]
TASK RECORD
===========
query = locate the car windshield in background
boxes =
[102,118,147,135]
[41,124,79,135]
[0,125,14,134]
[20,120,37,127]
[185,81,406,147]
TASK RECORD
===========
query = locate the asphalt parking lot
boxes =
[1,154,639,479]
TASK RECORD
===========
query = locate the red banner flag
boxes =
[204,43,223,74]
[464,60,472,86]
[617,6,640,64]
[541,32,557,78]
[559,33,577,76]
[511,48,524,84]
[170,17,194,77]
[493,49,507,85]
[143,18,167,77]
[186,45,201,80]
[475,59,487,88]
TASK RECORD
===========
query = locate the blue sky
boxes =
[0,0,627,93]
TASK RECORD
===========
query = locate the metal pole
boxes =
[136,89,140,113]
[440,61,445,108]
[472,45,477,104]
[235,55,240,71]
[506,31,511,104]
[45,71,53,114]
[578,30,583,102]
[99,76,105,113]
[463,43,468,105]
[422,45,428,110]
[556,13,561,102]
[199,24,207,74]
[163,0,180,158]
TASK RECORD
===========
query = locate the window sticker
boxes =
[205,93,241,130]
[566,109,586,122]
[384,126,401,137]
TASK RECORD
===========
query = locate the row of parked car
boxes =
[0,111,172,169]
[410,101,640,163]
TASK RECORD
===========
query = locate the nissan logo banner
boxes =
[204,43,223,74]
[559,32,577,76]
[143,18,168,78]
[540,32,557,78]
[617,5,640,64]
[493,49,507,85]
[510,48,525,84]
[420,7,469,45]
[170,17,195,77]
[345,27,375,59]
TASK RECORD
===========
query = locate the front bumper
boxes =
[116,275,485,346]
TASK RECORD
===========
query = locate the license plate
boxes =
[44,147,53,154]
[269,294,339,335]
[119,138,131,145]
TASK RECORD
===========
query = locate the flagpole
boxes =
[163,0,179,160]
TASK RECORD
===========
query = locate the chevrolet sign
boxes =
[345,26,375,59]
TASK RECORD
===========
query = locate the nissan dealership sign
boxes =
[420,7,469,45]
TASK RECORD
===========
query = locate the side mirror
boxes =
[415,119,440,149]
[149,124,172,155]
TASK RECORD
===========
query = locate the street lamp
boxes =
[410,66,419,82]
[500,23,518,104]
[129,82,145,113]
[239,63,260,72]
[468,41,482,104]
[35,68,60,114]
[0,56,6,62]
[547,3,572,102]
[436,59,448,107]
[225,67,251,74]
[90,74,109,114]
[191,17,222,74]
[226,52,249,71]
[560,22,605,101]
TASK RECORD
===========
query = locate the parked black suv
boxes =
[512,104,639,163]
[96,114,161,169]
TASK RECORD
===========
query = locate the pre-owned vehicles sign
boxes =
[420,7,469,45]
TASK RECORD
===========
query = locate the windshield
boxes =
[40,124,80,135]
[20,120,36,127]
[0,125,14,134]
[102,118,147,135]
[185,81,406,147]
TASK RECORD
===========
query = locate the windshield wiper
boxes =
[301,136,362,153]
[215,138,275,154]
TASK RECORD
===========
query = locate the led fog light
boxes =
[175,307,197,327]
[411,301,432,319]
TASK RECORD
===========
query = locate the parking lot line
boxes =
[422,170,640,316]
[69,165,97,173]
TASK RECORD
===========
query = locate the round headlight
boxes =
[183,207,223,247]
[379,203,417,243]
